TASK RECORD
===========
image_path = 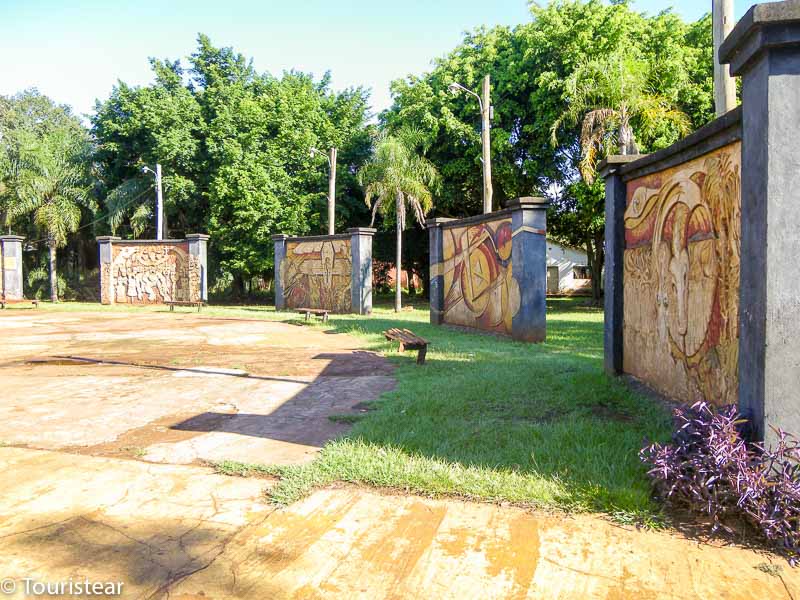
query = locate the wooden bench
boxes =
[297,308,330,323]
[384,328,429,365]
[0,298,38,309]
[165,301,204,312]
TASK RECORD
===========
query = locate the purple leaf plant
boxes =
[641,402,800,564]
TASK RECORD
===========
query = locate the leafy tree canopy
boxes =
[92,34,375,283]
[381,0,714,302]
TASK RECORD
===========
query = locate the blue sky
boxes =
[0,0,760,120]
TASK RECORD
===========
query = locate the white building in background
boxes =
[545,239,592,295]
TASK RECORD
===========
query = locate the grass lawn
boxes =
[21,297,672,520]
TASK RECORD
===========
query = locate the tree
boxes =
[358,130,438,311]
[548,50,691,304]
[1,90,85,233]
[13,129,94,302]
[92,35,374,294]
[551,51,691,183]
[383,0,713,304]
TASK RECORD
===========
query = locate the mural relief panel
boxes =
[441,218,519,334]
[282,238,352,313]
[110,243,192,304]
[623,142,741,405]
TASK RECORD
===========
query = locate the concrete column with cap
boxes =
[720,0,800,443]
[97,236,121,305]
[426,218,454,325]
[272,234,289,311]
[0,235,24,301]
[598,155,645,375]
[348,227,377,315]
[509,197,550,342]
[186,234,210,303]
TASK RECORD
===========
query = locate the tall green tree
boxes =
[358,130,438,311]
[13,129,94,302]
[551,50,691,183]
[548,50,691,303]
[383,0,714,302]
[92,35,374,294]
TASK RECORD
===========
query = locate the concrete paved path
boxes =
[0,447,796,599]
[1,310,798,598]
[0,311,394,465]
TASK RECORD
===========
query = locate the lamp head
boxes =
[448,83,460,95]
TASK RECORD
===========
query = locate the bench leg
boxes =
[305,312,310,322]
[170,305,174,312]
[323,313,329,323]
[417,346,427,365]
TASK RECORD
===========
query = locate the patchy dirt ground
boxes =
[0,309,798,599]
[0,448,796,600]
[0,310,395,464]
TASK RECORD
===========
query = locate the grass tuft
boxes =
[35,297,672,517]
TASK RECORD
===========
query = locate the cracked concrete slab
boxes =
[0,311,394,465]
[0,448,796,599]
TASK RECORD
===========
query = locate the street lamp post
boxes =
[311,147,337,235]
[449,74,493,214]
[142,163,165,240]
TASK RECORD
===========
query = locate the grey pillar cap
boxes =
[271,234,289,241]
[425,218,455,229]
[506,196,551,210]
[96,236,121,242]
[0,235,25,242]
[598,155,645,179]
[347,227,377,236]
[720,0,800,75]
[185,233,210,241]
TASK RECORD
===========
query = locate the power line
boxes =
[24,186,154,245]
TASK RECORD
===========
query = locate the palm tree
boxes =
[104,177,153,237]
[358,130,439,312]
[551,51,691,183]
[14,132,93,302]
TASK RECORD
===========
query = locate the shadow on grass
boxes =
[252,298,673,516]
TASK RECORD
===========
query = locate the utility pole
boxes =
[481,75,493,214]
[713,0,737,116]
[155,163,164,240]
[449,76,494,215]
[328,148,337,235]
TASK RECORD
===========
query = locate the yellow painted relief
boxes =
[282,239,352,313]
[623,142,741,405]
[441,218,519,334]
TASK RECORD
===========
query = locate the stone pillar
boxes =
[599,155,644,375]
[348,227,376,315]
[0,235,24,301]
[186,234,209,303]
[426,218,454,325]
[272,234,288,311]
[509,197,550,342]
[721,2,800,443]
[97,236,120,305]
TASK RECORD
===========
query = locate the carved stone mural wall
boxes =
[282,238,352,313]
[109,243,194,305]
[442,218,518,335]
[623,142,741,405]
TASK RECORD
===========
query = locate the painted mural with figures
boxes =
[110,243,193,304]
[442,218,519,334]
[623,142,741,405]
[282,238,352,313]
